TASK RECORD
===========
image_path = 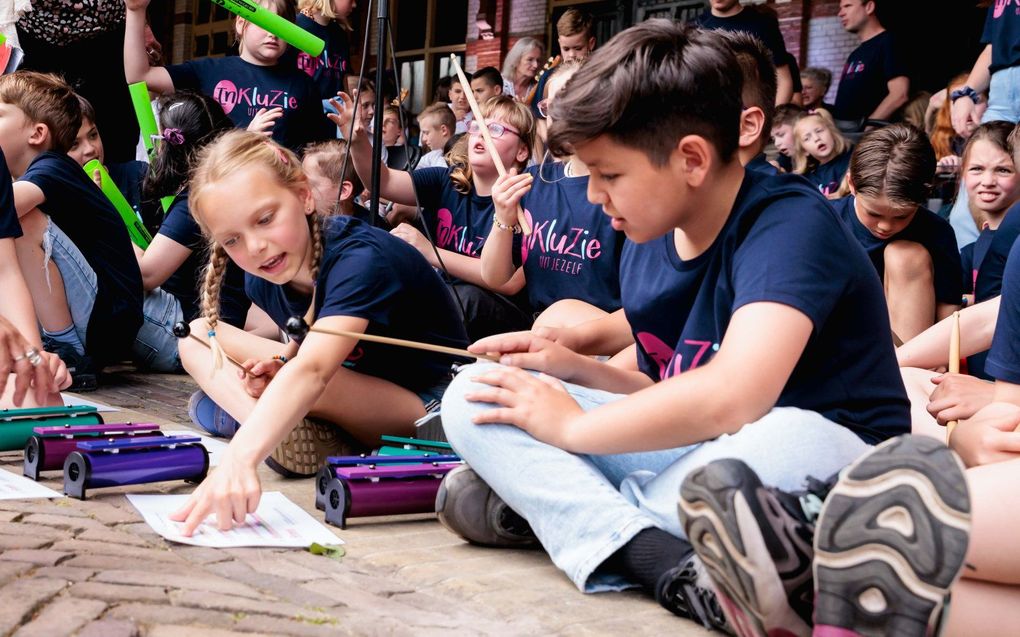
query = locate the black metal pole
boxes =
[369,0,388,220]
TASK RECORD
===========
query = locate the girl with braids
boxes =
[331,92,535,341]
[131,92,251,373]
[171,131,468,535]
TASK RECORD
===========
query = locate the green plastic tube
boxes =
[84,159,153,249]
[0,34,6,47]
[0,413,103,451]
[129,82,159,154]
[210,0,325,56]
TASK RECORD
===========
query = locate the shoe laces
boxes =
[658,554,730,631]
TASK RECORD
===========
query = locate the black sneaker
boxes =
[679,459,814,636]
[813,435,972,637]
[434,465,539,547]
[655,550,731,632]
[44,341,98,392]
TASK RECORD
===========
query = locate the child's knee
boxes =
[534,299,605,329]
[440,362,503,442]
[178,317,212,369]
[884,241,933,281]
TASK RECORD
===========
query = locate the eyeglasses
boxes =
[537,98,550,119]
[468,120,520,139]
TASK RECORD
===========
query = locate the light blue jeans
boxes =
[441,363,872,593]
[132,288,184,373]
[44,219,96,349]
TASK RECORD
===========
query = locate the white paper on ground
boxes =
[0,468,62,499]
[164,430,228,467]
[126,491,343,548]
[60,394,120,413]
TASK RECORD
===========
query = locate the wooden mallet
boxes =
[284,317,498,362]
[449,54,532,236]
[946,311,961,443]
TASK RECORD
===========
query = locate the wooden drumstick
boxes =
[449,54,532,236]
[285,317,497,362]
[946,311,961,443]
[172,322,252,375]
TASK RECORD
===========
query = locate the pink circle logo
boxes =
[212,79,240,114]
[994,0,1011,19]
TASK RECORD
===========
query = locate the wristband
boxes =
[950,86,981,104]
[492,212,521,234]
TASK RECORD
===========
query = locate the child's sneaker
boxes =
[655,551,731,631]
[679,458,814,637]
[435,465,539,547]
[265,416,359,478]
[813,435,971,637]
[187,390,240,438]
[45,341,98,392]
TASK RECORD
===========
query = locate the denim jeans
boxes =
[984,65,1020,124]
[132,288,184,373]
[44,219,97,349]
[441,363,872,593]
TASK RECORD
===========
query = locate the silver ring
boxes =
[25,348,42,367]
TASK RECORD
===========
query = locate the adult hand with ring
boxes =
[0,317,59,406]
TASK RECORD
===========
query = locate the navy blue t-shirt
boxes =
[693,8,788,64]
[0,148,23,240]
[983,3,1020,73]
[518,162,623,313]
[167,56,332,152]
[411,167,521,260]
[293,14,350,100]
[746,153,781,175]
[984,238,1020,383]
[804,149,851,198]
[964,202,1020,302]
[620,170,909,445]
[833,31,909,122]
[245,216,468,392]
[20,152,143,361]
[833,196,963,306]
[155,191,250,327]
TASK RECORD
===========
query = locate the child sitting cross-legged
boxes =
[831,124,963,343]
[169,131,469,535]
[434,21,909,629]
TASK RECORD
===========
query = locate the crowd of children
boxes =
[2,1,1020,635]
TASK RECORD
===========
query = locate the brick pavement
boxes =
[0,365,710,636]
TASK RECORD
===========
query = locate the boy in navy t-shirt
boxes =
[435,22,908,629]
[0,71,143,389]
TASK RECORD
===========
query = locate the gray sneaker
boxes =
[265,417,360,478]
[435,465,539,547]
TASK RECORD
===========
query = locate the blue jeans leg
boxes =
[983,66,1020,124]
[43,219,97,349]
[132,288,184,372]
[441,363,872,593]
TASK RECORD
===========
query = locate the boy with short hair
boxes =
[771,103,806,172]
[436,21,908,627]
[0,71,144,390]
[469,67,504,104]
[531,9,597,121]
[415,103,456,170]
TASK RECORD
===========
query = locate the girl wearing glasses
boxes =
[330,93,537,340]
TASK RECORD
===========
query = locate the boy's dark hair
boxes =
[358,78,376,96]
[433,76,453,103]
[76,94,97,126]
[801,67,832,91]
[773,103,807,128]
[849,123,935,207]
[0,71,82,153]
[547,21,743,165]
[717,30,776,137]
[472,66,504,88]
[143,91,234,201]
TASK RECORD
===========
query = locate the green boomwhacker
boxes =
[84,159,153,249]
[210,0,325,56]
[128,81,176,213]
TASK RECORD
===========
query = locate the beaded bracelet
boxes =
[272,355,288,363]
[492,212,522,234]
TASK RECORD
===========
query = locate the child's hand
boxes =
[491,169,533,227]
[41,352,70,392]
[326,92,364,140]
[125,0,151,11]
[468,332,582,380]
[247,108,283,137]
[927,373,995,425]
[390,223,436,265]
[466,365,584,448]
[949,402,1020,467]
[239,357,285,399]
[169,449,262,536]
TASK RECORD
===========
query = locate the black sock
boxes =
[603,527,693,594]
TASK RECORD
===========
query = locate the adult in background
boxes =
[16,1,138,165]
[802,66,834,112]
[501,37,544,105]
[832,0,909,134]
[693,0,794,105]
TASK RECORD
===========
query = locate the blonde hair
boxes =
[449,95,536,194]
[235,0,296,50]
[502,37,544,84]
[190,130,324,370]
[792,108,850,174]
[298,0,352,30]
[557,9,593,38]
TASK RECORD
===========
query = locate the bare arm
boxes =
[438,248,525,294]
[952,45,992,135]
[124,1,174,92]
[533,307,634,356]
[897,296,1000,369]
[0,240,42,347]
[775,63,794,106]
[869,76,910,121]
[11,182,46,219]
[136,234,193,292]
[480,171,532,287]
